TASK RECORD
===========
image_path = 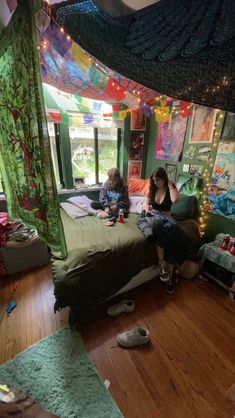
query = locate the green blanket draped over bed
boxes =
[52,211,200,319]
[53,212,156,315]
[0,0,67,257]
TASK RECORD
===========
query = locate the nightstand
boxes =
[199,233,235,299]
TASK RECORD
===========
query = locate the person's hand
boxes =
[104,207,110,214]
[143,202,150,213]
[110,205,116,211]
[168,180,174,190]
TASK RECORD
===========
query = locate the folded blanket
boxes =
[129,196,145,214]
[67,195,100,215]
[60,202,88,219]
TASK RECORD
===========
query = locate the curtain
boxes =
[0,0,67,257]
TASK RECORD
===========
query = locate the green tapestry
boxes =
[0,0,67,257]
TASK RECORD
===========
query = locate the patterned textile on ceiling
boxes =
[52,0,235,112]
[40,21,157,104]
[0,0,67,257]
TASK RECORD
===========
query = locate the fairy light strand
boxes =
[199,110,225,237]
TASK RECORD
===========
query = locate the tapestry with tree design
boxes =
[0,0,67,257]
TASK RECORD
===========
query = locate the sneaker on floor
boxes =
[117,327,150,348]
[164,282,176,294]
[107,299,135,316]
[159,262,170,282]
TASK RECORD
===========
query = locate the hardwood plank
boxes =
[0,267,234,418]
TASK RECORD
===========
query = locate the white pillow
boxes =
[129,196,146,214]
[60,202,88,219]
[67,195,99,214]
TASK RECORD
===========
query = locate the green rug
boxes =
[0,327,123,418]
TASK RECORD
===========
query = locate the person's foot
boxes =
[164,276,176,295]
[159,261,170,282]
[97,211,109,219]
[164,281,175,295]
[105,216,117,227]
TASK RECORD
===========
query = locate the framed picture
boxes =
[130,109,146,131]
[127,160,142,180]
[176,175,203,198]
[221,112,235,141]
[129,132,145,160]
[189,164,203,176]
[155,115,188,161]
[189,105,217,143]
[165,163,177,183]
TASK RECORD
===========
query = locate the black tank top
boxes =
[152,187,172,212]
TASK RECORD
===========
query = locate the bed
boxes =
[52,195,201,324]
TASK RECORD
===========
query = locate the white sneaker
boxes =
[107,300,135,317]
[117,327,150,348]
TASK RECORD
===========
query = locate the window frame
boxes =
[50,123,121,189]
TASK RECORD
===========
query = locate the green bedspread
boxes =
[52,211,200,320]
[52,212,156,316]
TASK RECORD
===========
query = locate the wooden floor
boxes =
[0,264,234,418]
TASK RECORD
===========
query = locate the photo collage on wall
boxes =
[128,110,145,180]
[178,105,219,197]
[155,104,218,197]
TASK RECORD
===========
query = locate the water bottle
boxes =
[118,209,124,223]
[221,234,230,251]
[230,241,235,256]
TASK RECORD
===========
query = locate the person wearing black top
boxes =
[143,167,179,285]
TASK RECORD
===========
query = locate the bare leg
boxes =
[156,245,164,262]
[167,263,174,280]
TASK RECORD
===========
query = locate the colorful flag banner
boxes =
[71,42,92,73]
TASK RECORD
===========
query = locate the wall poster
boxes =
[189,105,217,144]
[207,141,235,220]
[155,115,188,161]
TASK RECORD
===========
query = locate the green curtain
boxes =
[0,0,67,257]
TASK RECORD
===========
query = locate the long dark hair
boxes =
[148,167,168,205]
[107,167,123,188]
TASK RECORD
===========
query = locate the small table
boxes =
[199,233,235,299]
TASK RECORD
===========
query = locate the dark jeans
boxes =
[91,201,128,218]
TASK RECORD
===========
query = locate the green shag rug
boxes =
[0,327,123,418]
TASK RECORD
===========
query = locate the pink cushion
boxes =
[128,179,150,196]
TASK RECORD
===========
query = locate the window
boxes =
[48,122,121,189]
[69,126,96,185]
[68,126,119,186]
[98,128,118,183]
[48,122,62,189]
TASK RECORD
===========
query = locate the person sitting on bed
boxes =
[91,168,129,220]
[143,167,179,282]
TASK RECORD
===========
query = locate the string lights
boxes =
[199,110,225,237]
